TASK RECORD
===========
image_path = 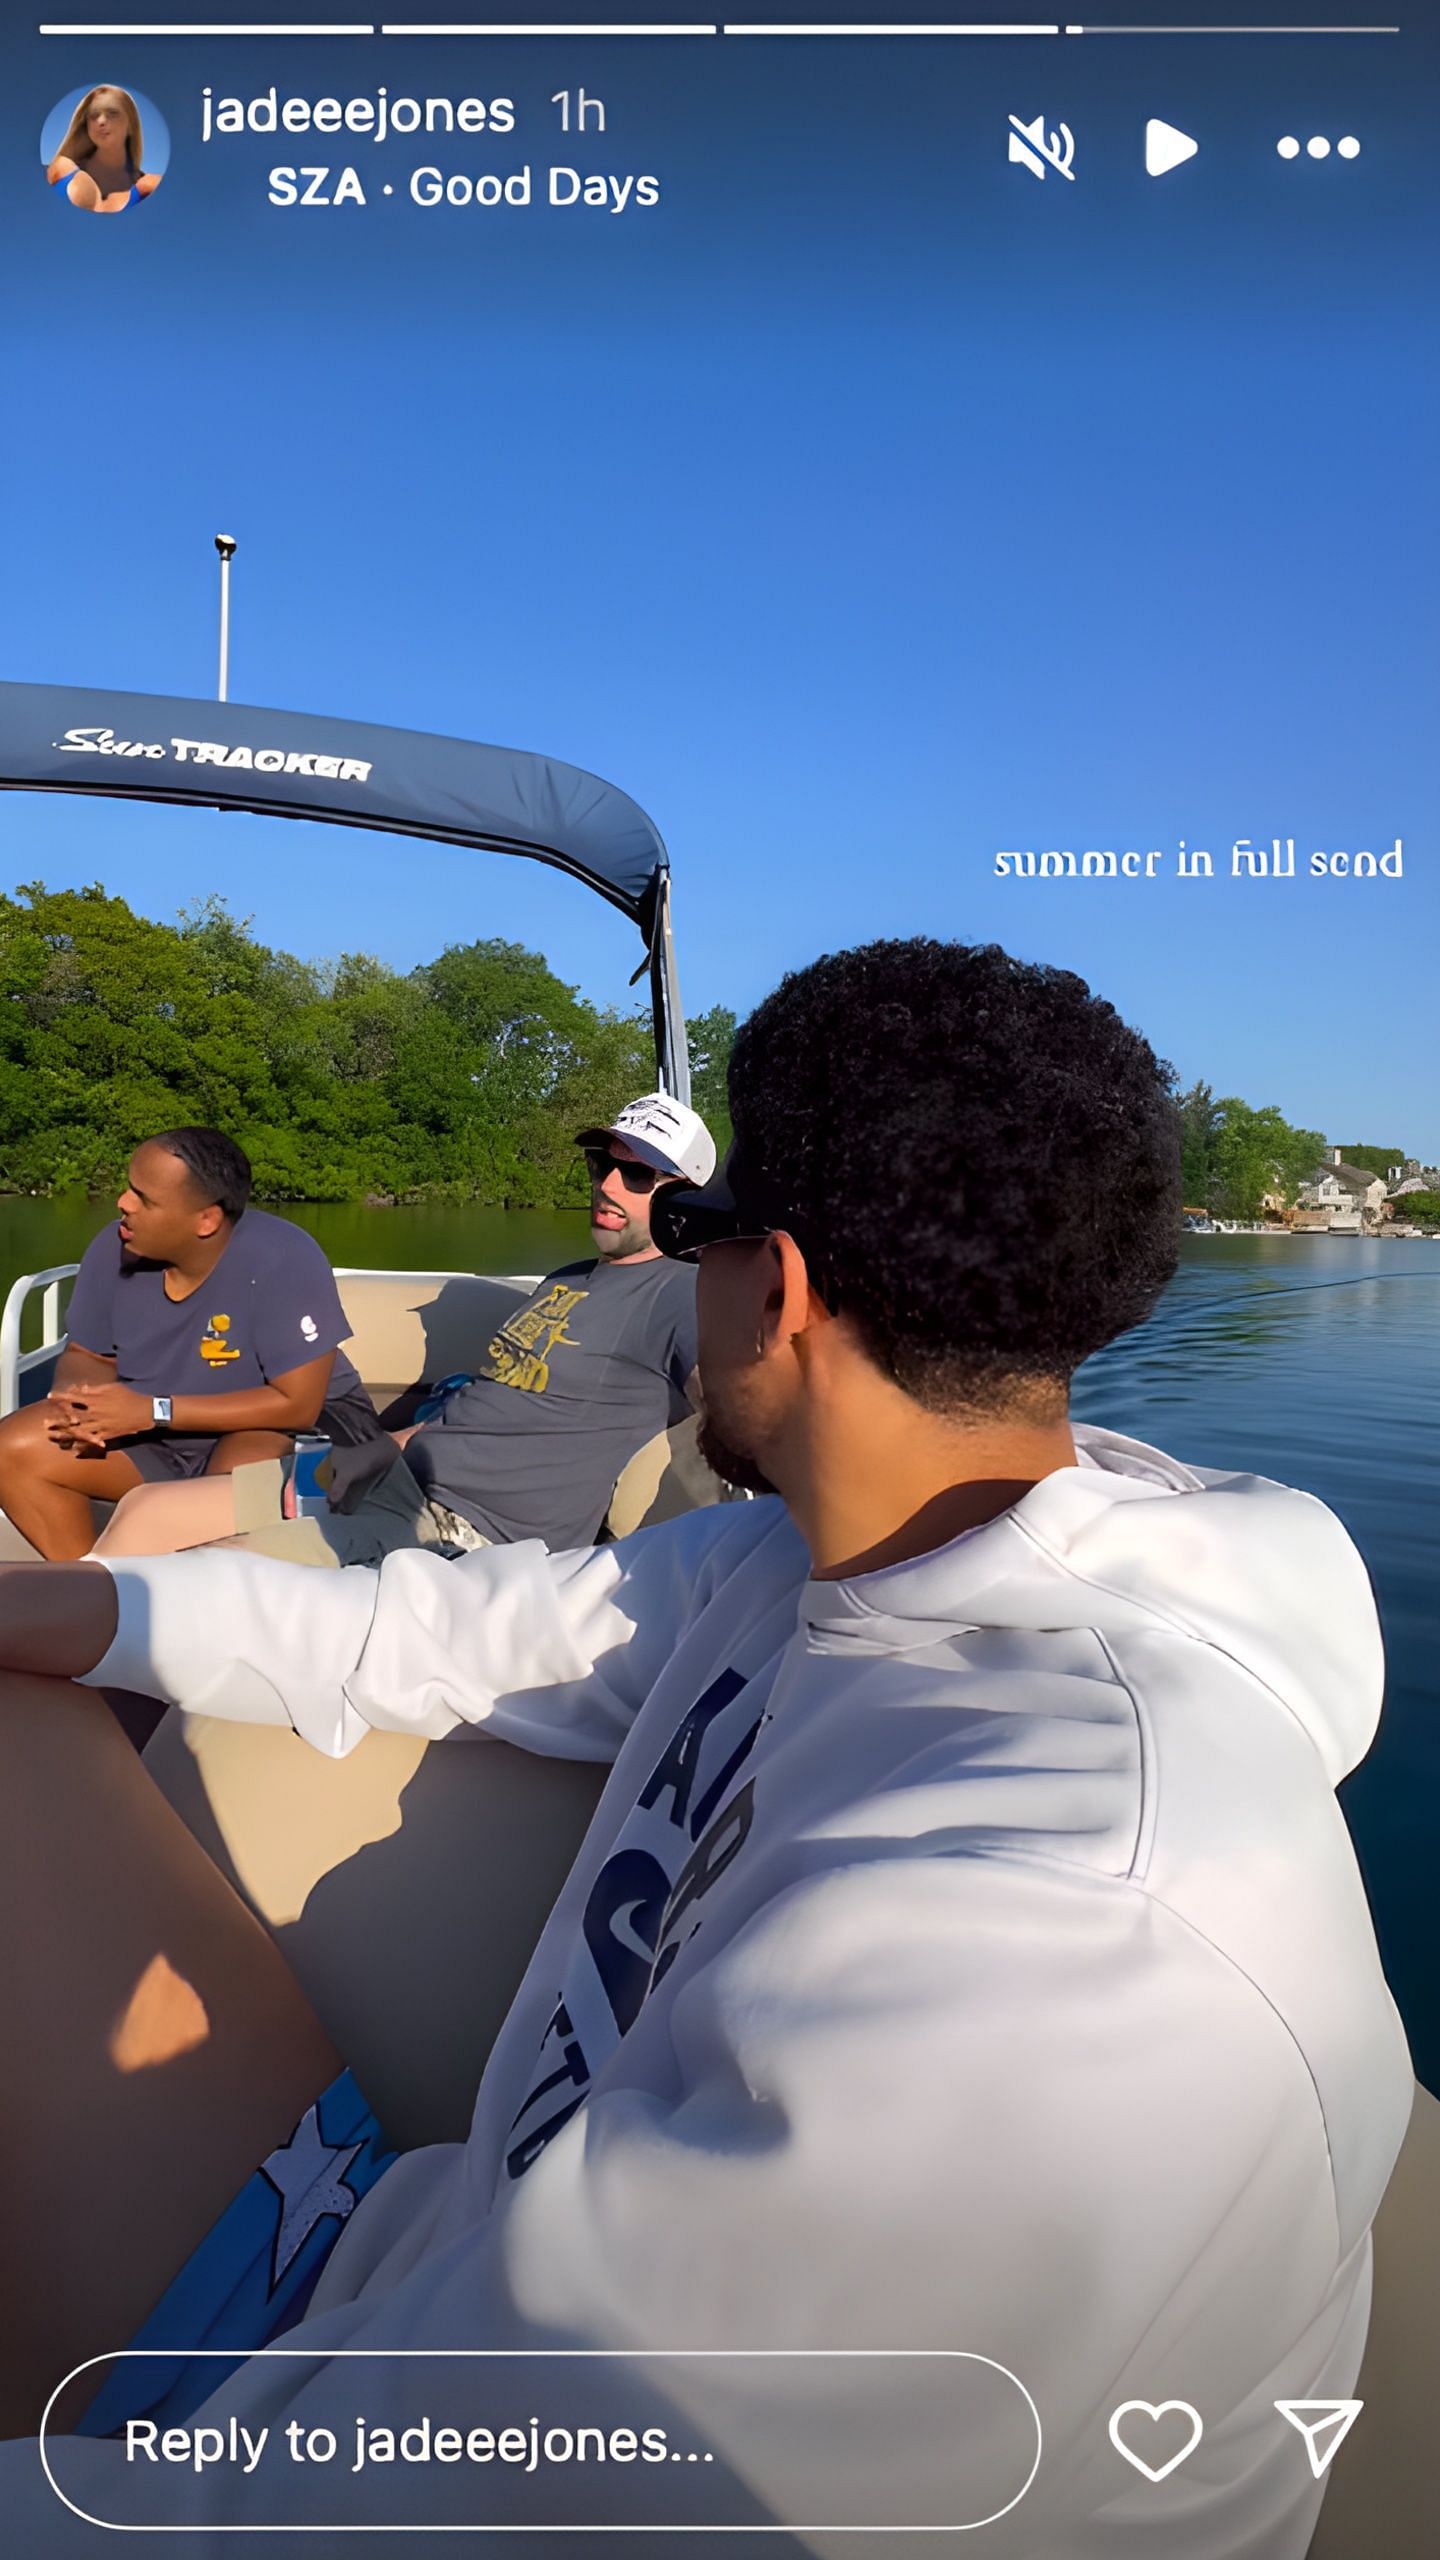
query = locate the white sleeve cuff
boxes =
[73,1554,371,1746]
[74,1561,182,1698]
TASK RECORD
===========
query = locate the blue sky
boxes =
[4,6,1436,1156]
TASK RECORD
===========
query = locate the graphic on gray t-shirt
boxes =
[401,1256,698,1548]
[64,1208,380,1464]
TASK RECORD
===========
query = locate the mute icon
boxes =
[1274,2400,1364,2479]
[1008,114,1076,183]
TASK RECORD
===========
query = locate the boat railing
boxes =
[0,1262,81,1417]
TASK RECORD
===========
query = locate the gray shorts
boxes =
[229,1452,489,1570]
[125,1435,225,1484]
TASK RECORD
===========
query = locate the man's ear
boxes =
[768,1231,828,1348]
[195,1203,225,1241]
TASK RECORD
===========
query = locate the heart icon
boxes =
[1108,2400,1204,2483]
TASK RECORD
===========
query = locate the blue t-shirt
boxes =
[64,1208,379,1458]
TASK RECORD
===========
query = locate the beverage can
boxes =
[288,1431,333,1517]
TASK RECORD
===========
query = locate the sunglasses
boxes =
[583,1147,665,1195]
[650,1179,774,1262]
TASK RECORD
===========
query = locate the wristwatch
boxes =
[152,1395,173,1427]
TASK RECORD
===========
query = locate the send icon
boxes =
[1274,2401,1364,2480]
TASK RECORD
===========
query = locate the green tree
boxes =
[1173,1080,1224,1209]
[0,890,665,1207]
[1210,1100,1327,1219]
[0,883,202,1192]
[419,938,650,1205]
[687,1005,737,1154]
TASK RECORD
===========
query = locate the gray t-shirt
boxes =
[64,1208,380,1465]
[402,1255,698,1548]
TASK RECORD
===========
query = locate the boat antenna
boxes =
[214,533,236,702]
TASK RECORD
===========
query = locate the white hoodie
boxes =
[8,1427,1412,2555]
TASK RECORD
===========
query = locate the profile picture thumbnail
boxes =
[41,83,170,214]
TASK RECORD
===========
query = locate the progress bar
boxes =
[381,19,718,28]
[722,20,1059,29]
[37,14,1405,29]
[39,21,377,30]
[1067,21,1399,29]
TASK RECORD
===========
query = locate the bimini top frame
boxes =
[0,680,689,1101]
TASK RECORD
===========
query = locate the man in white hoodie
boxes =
[0,939,1413,2555]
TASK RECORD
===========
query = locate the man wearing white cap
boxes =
[92,1095,717,1566]
[382,1092,717,1553]
[576,1091,717,1200]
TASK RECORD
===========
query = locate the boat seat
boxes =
[1304,2078,1440,2553]
[143,1715,606,2151]
[138,1706,1440,2553]
[333,1269,536,1413]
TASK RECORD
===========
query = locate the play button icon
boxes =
[1146,119,1199,177]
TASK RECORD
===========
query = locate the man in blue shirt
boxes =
[0,1127,376,1559]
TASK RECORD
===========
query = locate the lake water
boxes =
[1073,1234,1440,2088]
[3,1204,1436,2086]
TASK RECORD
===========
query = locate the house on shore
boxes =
[1294,1148,1389,1234]
[1290,1150,1440,1234]
[1383,1161,1440,1236]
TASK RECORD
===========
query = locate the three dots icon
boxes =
[1277,135,1361,161]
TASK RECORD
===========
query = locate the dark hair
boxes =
[726,939,1180,1413]
[150,1127,253,1223]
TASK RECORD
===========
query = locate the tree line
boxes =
[1173,1087,1430,1221]
[0,882,735,1208]
[0,884,1407,1220]
[1173,1085,1325,1221]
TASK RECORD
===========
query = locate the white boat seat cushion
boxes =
[335,1270,536,1412]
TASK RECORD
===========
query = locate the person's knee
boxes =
[0,1403,46,1452]
[0,1663,110,1726]
[90,1484,166,1554]
[92,1476,235,1558]
[0,1403,57,1483]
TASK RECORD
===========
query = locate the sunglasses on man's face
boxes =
[583,1147,664,1195]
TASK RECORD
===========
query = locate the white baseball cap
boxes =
[576,1093,717,1188]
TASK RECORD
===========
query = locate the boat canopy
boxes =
[0,681,688,1098]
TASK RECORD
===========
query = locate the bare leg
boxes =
[0,1405,143,1560]
[58,1433,297,1558]
[91,1477,239,1558]
[64,1431,301,1561]
[0,1671,342,2435]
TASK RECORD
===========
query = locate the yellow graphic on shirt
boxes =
[199,1311,240,1366]
[485,1283,587,1395]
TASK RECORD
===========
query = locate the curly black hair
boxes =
[726,939,1180,1412]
